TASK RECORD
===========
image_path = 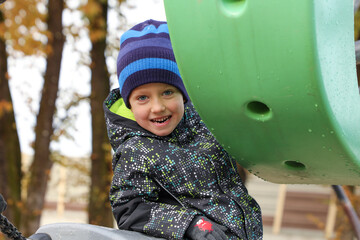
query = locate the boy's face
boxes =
[129,83,185,136]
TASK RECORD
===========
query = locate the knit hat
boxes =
[117,19,189,108]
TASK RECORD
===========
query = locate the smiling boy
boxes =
[129,83,185,137]
[104,20,263,240]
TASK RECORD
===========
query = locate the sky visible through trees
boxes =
[9,0,166,158]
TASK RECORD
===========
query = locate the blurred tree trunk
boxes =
[22,0,65,235]
[87,0,113,227]
[0,10,22,228]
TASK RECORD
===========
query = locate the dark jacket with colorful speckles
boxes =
[104,88,263,240]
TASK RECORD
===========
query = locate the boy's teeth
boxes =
[152,116,170,123]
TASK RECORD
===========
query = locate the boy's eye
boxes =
[163,90,173,96]
[137,95,148,101]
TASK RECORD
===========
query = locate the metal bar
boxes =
[332,185,360,239]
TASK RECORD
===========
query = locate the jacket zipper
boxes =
[210,158,251,240]
[154,177,186,208]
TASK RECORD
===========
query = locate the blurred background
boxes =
[0,0,359,239]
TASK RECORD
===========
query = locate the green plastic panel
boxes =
[164,0,360,184]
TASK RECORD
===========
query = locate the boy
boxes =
[104,19,263,240]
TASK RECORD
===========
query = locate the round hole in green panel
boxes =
[245,101,273,121]
[219,0,247,17]
[284,161,306,170]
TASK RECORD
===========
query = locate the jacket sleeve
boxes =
[110,142,199,240]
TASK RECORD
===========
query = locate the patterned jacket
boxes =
[104,88,263,240]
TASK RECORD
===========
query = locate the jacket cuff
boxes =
[143,206,199,240]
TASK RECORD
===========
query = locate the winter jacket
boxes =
[104,88,263,240]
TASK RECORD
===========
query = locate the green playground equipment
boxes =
[164,0,360,185]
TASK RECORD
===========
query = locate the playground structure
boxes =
[1,0,360,239]
[164,0,360,185]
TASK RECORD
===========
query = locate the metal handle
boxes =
[332,185,360,239]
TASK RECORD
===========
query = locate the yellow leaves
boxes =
[0,99,13,117]
[45,168,51,176]
[1,0,48,56]
[32,209,42,216]
[0,22,5,39]
[81,0,103,20]
[101,142,111,152]
[80,0,107,42]
[89,27,106,42]
[15,200,24,209]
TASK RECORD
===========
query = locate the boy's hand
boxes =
[185,216,228,240]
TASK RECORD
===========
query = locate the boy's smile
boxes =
[129,83,185,136]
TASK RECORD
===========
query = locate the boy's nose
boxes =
[151,98,166,113]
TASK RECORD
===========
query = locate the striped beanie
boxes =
[117,19,189,108]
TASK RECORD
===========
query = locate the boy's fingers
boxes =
[220,231,228,240]
[210,230,227,240]
[216,231,228,240]
[215,227,228,239]
[212,224,228,238]
[213,222,228,232]
[207,234,217,240]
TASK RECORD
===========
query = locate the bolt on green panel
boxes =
[164,0,360,184]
